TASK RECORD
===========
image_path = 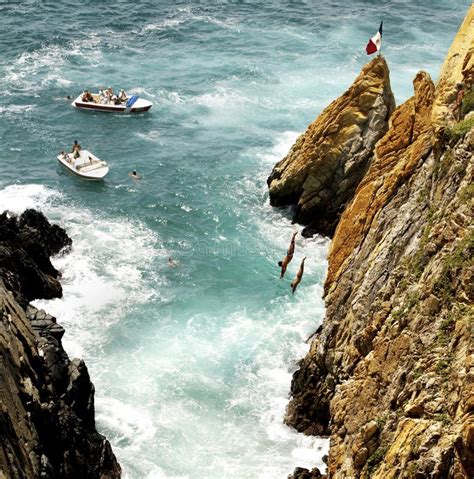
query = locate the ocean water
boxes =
[0,2,470,478]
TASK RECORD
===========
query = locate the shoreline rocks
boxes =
[0,209,121,479]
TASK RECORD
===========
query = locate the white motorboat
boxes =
[57,150,109,180]
[71,92,152,113]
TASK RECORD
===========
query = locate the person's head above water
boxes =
[74,140,78,145]
[132,170,137,175]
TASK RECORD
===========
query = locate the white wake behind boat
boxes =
[57,150,109,180]
[71,93,152,113]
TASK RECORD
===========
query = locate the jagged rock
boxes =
[267,56,395,236]
[0,210,71,307]
[28,306,65,341]
[284,5,474,479]
[0,211,121,479]
[288,466,326,479]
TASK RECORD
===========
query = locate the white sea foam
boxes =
[0,184,164,359]
[0,104,36,114]
[258,130,301,165]
[128,87,157,98]
[140,7,240,35]
[135,130,164,144]
[142,17,187,33]
[0,183,60,212]
[193,86,249,108]
[2,34,102,91]
[96,396,157,451]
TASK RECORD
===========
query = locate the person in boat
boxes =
[118,89,128,103]
[290,257,306,295]
[278,232,297,278]
[71,140,81,159]
[81,90,93,102]
[61,150,72,163]
[99,89,107,104]
[129,170,141,179]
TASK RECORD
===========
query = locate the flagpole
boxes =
[379,20,383,57]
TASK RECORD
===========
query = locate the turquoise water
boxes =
[0,2,469,478]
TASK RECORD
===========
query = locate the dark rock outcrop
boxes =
[0,210,121,479]
[267,56,396,237]
[0,209,71,308]
[288,466,326,479]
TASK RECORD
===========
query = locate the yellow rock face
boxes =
[267,56,395,236]
[327,71,435,290]
[432,5,474,132]
[327,4,474,291]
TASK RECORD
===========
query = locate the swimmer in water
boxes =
[129,170,141,179]
[278,232,297,278]
[291,257,306,295]
[168,257,178,267]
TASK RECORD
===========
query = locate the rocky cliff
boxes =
[0,210,121,479]
[267,56,395,237]
[277,6,474,479]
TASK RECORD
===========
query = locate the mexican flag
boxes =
[366,21,383,55]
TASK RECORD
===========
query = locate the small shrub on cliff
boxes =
[436,359,450,376]
[433,230,474,301]
[459,184,474,202]
[461,89,474,115]
[366,443,389,476]
[411,225,433,279]
[445,116,474,143]
[433,413,451,426]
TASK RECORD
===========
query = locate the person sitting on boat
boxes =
[105,87,115,104]
[99,89,107,104]
[81,90,93,102]
[71,140,81,159]
[104,89,112,104]
[118,89,128,103]
[60,150,72,163]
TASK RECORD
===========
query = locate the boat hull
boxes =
[71,95,152,113]
[57,151,109,180]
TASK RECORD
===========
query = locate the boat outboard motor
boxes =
[125,95,139,112]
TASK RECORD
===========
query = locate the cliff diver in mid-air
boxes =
[291,257,306,295]
[278,232,297,278]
